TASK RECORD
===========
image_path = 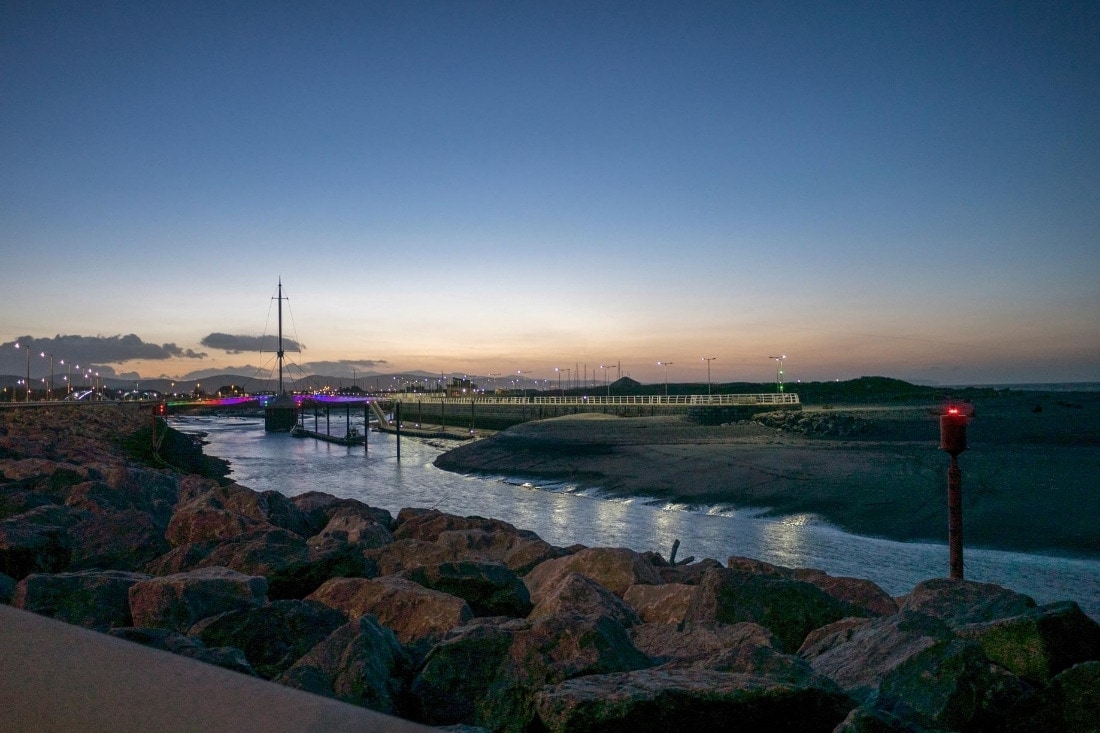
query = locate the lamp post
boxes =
[600,364,612,396]
[61,360,78,396]
[658,361,674,397]
[40,352,54,400]
[701,357,716,396]
[517,370,531,398]
[769,355,786,393]
[15,342,31,401]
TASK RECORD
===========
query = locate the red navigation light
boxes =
[940,406,968,455]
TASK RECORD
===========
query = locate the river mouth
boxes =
[174,415,1100,621]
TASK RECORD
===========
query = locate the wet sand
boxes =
[434,393,1100,558]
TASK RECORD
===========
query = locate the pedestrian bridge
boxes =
[379,391,799,430]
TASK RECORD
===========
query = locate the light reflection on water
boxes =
[178,415,1100,620]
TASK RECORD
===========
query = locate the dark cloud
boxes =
[1,334,207,376]
[201,333,304,354]
[306,359,389,374]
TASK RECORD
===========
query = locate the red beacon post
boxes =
[939,406,969,579]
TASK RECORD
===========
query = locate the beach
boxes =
[434,391,1100,558]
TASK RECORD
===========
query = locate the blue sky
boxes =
[2,1,1098,386]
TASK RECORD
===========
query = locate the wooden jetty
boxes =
[290,424,365,446]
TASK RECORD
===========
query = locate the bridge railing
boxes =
[383,393,799,406]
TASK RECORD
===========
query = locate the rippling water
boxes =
[176,415,1100,620]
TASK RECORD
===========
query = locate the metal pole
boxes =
[364,405,369,455]
[395,402,401,460]
[948,456,963,579]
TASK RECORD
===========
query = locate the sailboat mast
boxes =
[276,279,285,395]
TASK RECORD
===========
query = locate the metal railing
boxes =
[383,392,799,406]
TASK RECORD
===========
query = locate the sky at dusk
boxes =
[2,1,1098,387]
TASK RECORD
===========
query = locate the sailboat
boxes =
[264,279,299,432]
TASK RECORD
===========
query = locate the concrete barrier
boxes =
[0,604,431,733]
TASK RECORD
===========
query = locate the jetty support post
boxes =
[364,404,369,455]
[395,402,401,461]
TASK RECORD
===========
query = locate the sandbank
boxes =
[435,393,1100,558]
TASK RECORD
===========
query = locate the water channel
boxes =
[174,414,1100,620]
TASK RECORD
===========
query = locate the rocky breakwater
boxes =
[2,406,1099,732]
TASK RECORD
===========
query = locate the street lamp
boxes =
[14,342,30,401]
[517,370,531,398]
[61,360,78,396]
[658,361,674,397]
[701,357,717,396]
[40,352,54,400]
[600,364,612,396]
[769,355,786,393]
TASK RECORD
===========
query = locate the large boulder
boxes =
[630,621,781,666]
[128,566,268,632]
[307,576,473,647]
[309,503,393,549]
[67,509,170,571]
[528,572,640,627]
[873,637,1028,732]
[434,528,564,575]
[393,508,539,543]
[277,614,411,715]
[623,583,694,624]
[165,482,312,546]
[792,568,899,617]
[897,578,1037,627]
[190,598,348,679]
[194,528,311,597]
[398,561,532,617]
[13,569,150,629]
[165,501,271,546]
[684,567,858,652]
[524,547,662,601]
[410,614,650,731]
[143,542,217,576]
[1006,661,1100,733]
[533,668,852,733]
[798,611,953,703]
[0,571,14,603]
[290,491,394,534]
[654,557,723,585]
[0,483,56,520]
[364,538,451,576]
[800,609,1029,731]
[956,600,1100,685]
[727,555,792,577]
[0,517,71,579]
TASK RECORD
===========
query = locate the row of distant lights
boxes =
[11,341,103,399]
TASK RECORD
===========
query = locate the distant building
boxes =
[446,377,478,397]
